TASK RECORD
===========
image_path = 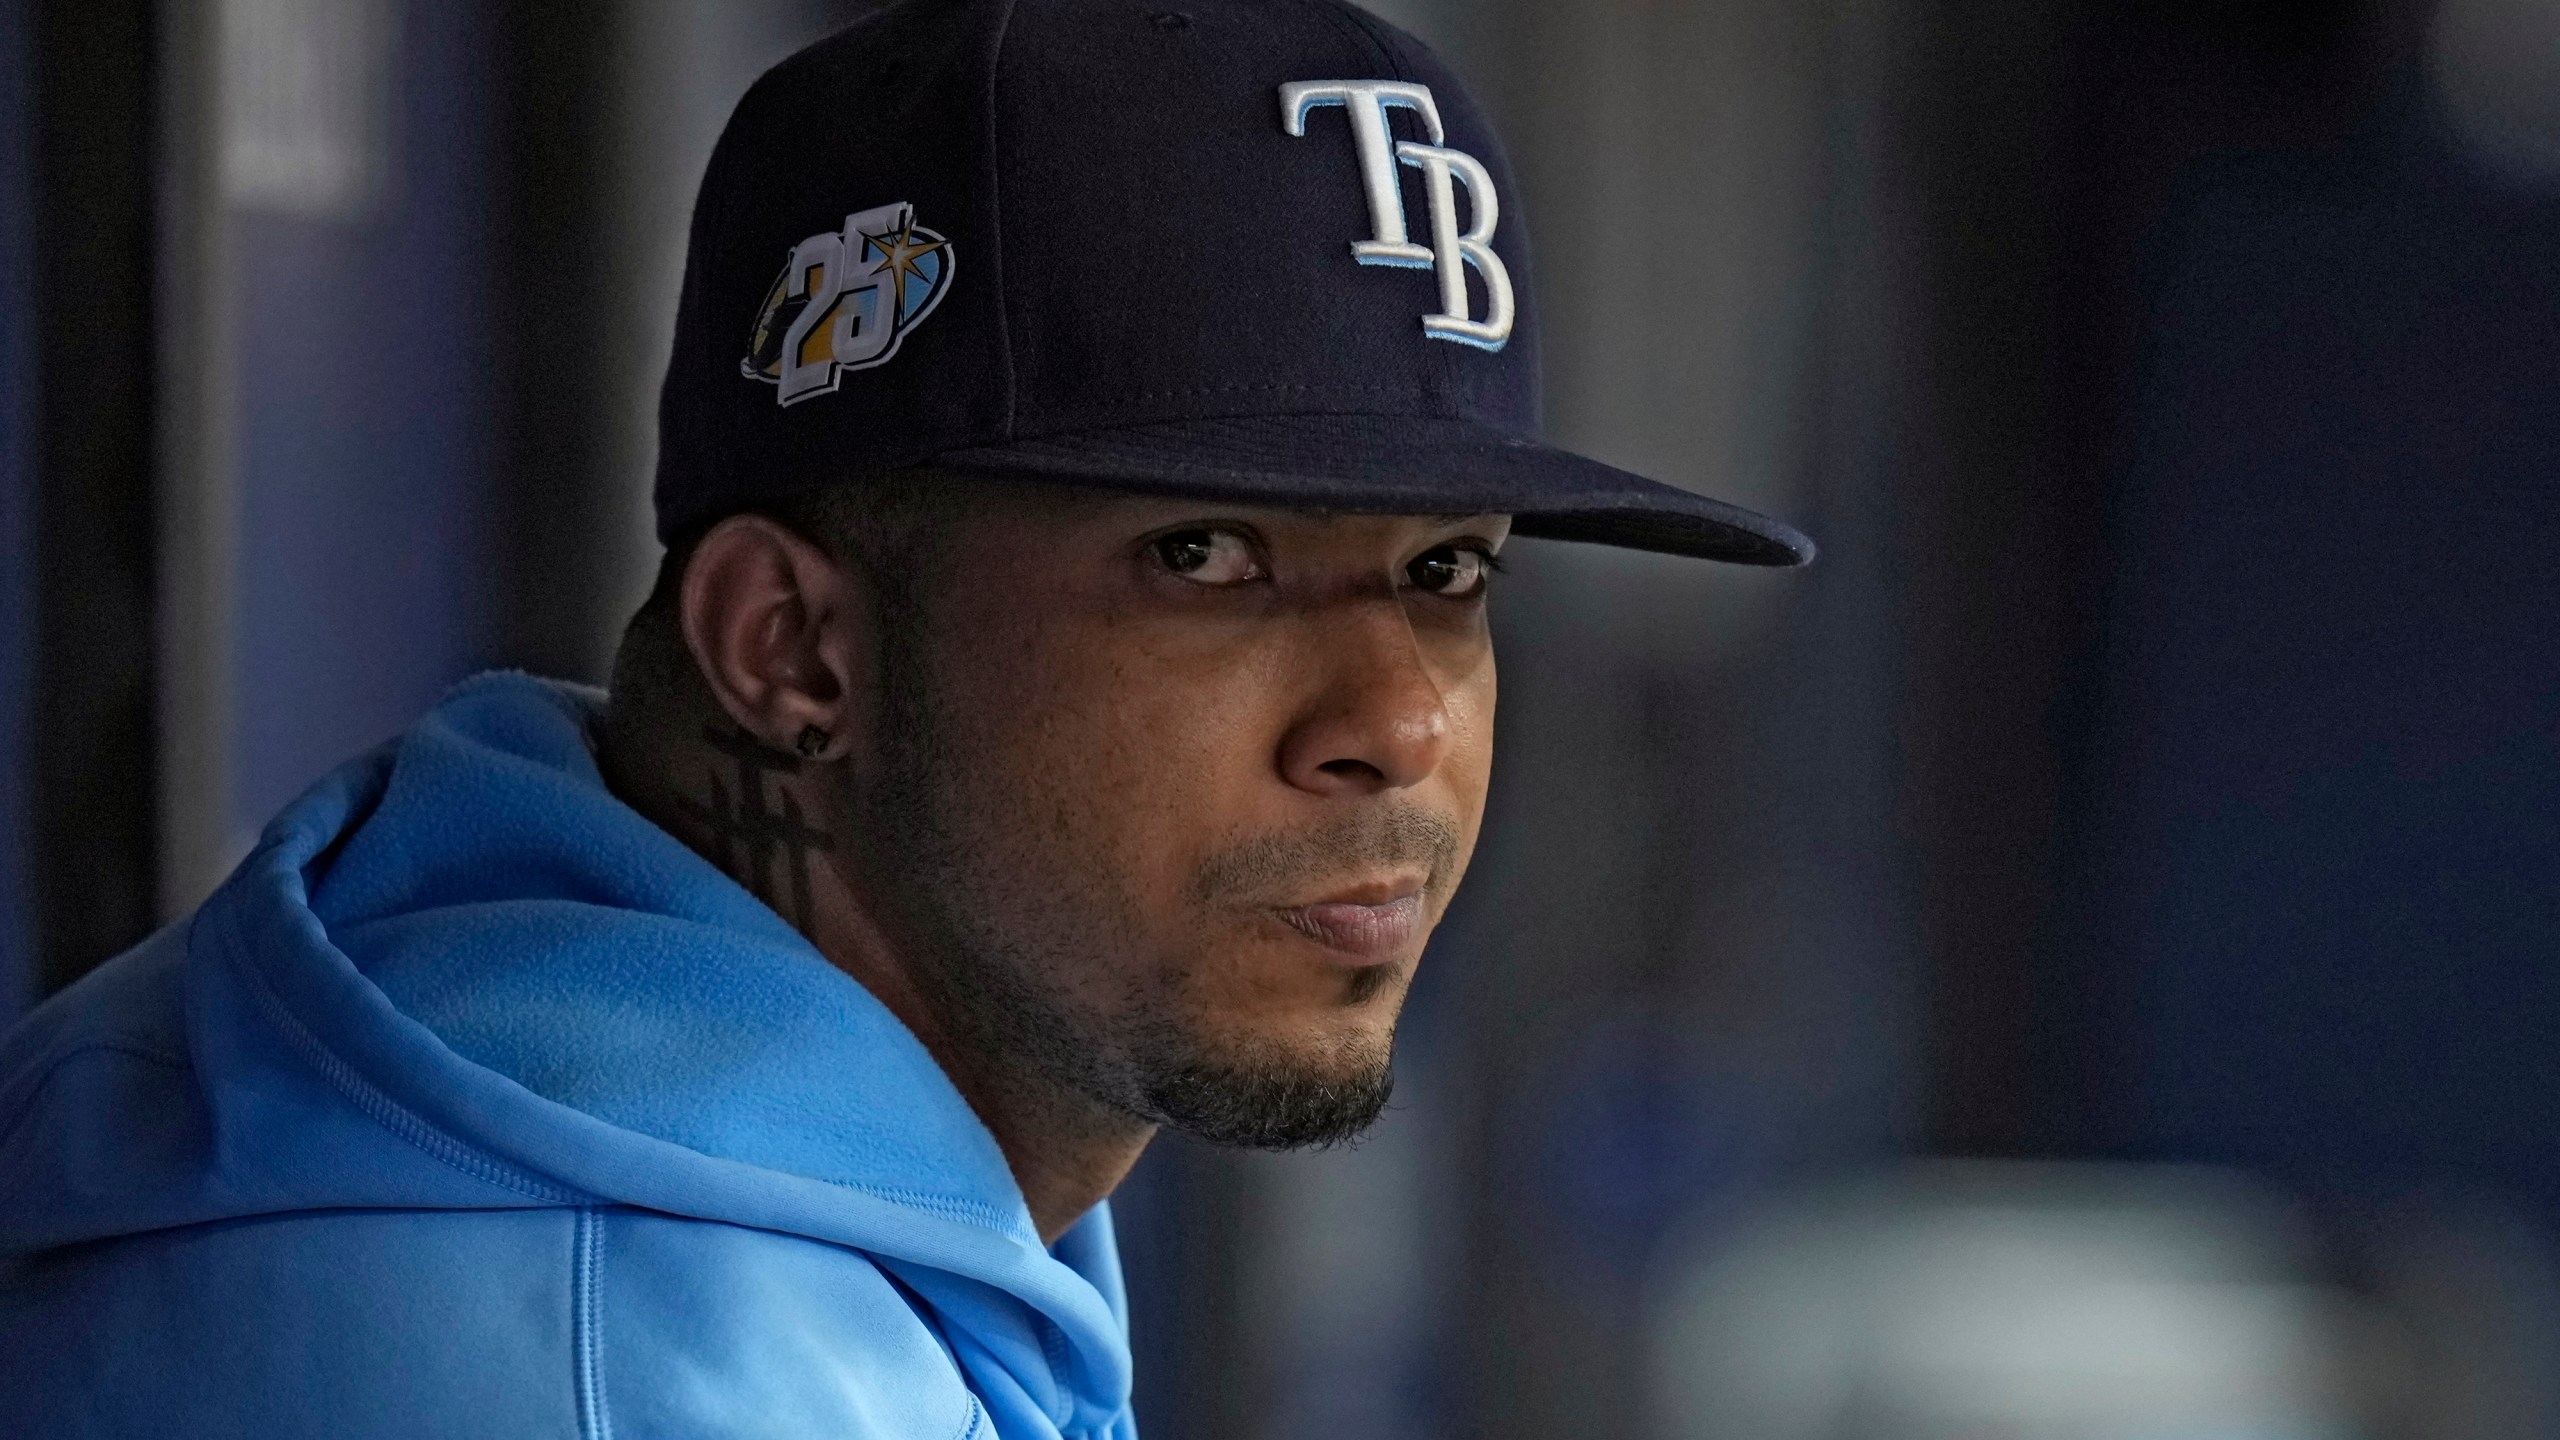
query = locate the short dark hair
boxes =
[604,471,962,721]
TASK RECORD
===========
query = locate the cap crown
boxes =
[656,0,1537,538]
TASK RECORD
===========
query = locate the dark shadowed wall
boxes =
[0,0,32,1029]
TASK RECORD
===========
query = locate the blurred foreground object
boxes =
[1650,1162,2560,1440]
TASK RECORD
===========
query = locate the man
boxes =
[0,0,1808,1435]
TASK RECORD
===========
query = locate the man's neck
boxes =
[599,713,1151,1244]
[793,878,1159,1243]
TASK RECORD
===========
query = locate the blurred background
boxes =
[6,0,2560,1435]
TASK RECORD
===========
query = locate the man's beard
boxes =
[848,610,1441,1150]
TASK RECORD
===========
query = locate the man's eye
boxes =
[1406,545,1490,597]
[1151,528,1264,585]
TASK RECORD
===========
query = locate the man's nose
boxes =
[1276,600,1453,796]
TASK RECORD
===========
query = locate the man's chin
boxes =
[1138,1051,1394,1150]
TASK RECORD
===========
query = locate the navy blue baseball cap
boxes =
[654,0,1814,566]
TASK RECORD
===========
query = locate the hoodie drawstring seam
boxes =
[575,1207,613,1440]
[829,1179,1028,1238]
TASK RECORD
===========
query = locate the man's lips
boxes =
[1276,892,1424,961]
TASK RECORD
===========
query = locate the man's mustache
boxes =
[1188,804,1462,905]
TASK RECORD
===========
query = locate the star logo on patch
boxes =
[741,201,956,405]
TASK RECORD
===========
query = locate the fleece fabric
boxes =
[0,672,1136,1440]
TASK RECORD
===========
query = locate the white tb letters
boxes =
[1281,79,1515,351]
[1392,141,1512,349]
[1281,80,1443,267]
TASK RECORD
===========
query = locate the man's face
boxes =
[847,484,1505,1148]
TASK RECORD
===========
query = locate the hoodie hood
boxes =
[0,673,1131,1435]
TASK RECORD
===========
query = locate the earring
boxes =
[794,724,831,759]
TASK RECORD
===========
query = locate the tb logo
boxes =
[1281,79,1514,351]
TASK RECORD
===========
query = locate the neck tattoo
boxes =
[676,723,837,932]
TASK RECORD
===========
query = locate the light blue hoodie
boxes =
[0,673,1137,1439]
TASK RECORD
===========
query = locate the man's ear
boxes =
[678,514,870,762]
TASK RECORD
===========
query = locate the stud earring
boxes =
[794,724,831,759]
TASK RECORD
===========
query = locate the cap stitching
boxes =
[984,0,1022,441]
[1012,382,1464,413]
[1316,0,1414,80]
[1278,0,1396,74]
[1033,381,1385,400]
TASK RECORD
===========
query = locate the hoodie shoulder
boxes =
[0,920,984,1439]
[0,922,207,1234]
[0,1205,985,1440]
[0,914,194,1097]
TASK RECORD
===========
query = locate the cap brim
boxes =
[933,414,1813,566]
